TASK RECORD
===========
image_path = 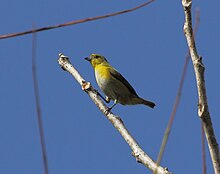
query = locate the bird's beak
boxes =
[85,57,91,61]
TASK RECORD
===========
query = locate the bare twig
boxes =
[182,0,220,173]
[0,0,155,39]
[57,53,171,174]
[32,27,49,174]
[155,8,200,170]
[202,123,207,174]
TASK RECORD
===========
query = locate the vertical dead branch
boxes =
[182,1,220,173]
[202,123,207,174]
[32,27,49,174]
[57,54,171,174]
[155,8,200,171]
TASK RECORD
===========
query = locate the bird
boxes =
[85,54,155,111]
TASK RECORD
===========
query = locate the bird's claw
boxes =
[104,107,112,114]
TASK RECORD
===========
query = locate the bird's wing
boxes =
[110,68,138,96]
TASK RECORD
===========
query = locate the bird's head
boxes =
[85,54,108,68]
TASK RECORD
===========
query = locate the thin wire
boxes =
[0,0,155,39]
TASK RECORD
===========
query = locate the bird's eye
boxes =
[94,55,99,58]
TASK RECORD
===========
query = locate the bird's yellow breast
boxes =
[94,64,111,79]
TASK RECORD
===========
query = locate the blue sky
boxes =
[1,0,220,174]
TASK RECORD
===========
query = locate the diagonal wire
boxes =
[32,25,49,174]
[155,8,201,170]
[0,0,155,39]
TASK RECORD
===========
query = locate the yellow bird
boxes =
[85,54,155,111]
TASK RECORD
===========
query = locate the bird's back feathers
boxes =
[109,68,138,96]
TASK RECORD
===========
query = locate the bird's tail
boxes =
[135,97,156,108]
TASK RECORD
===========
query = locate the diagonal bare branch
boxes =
[0,0,155,39]
[57,53,171,174]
